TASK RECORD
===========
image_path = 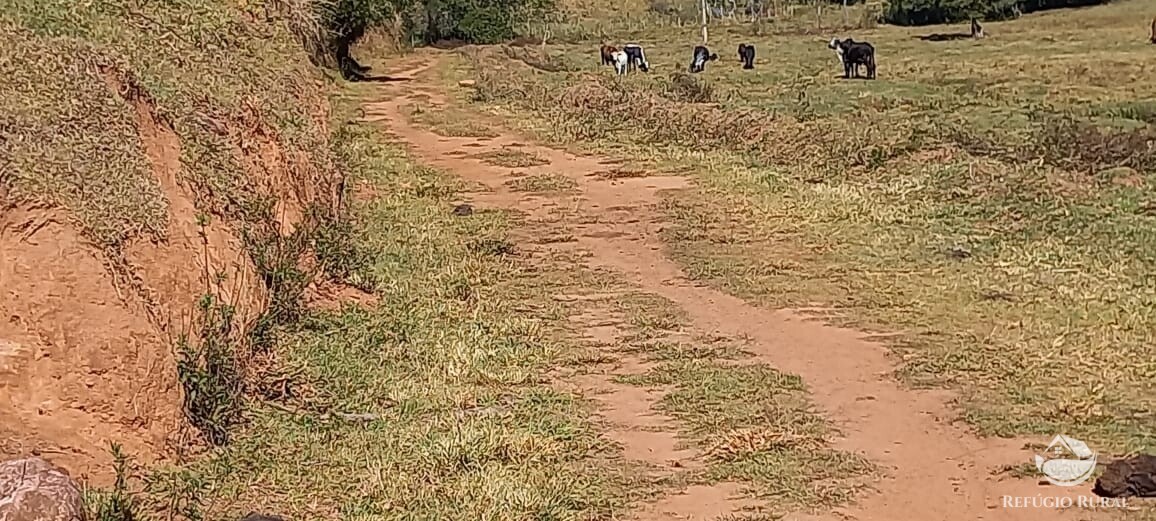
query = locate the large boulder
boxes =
[1093,454,1156,498]
[240,514,285,521]
[0,458,85,521]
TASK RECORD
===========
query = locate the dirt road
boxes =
[361,54,1099,521]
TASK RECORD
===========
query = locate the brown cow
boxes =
[600,45,619,66]
[1150,16,1156,43]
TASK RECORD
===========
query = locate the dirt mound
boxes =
[0,201,182,485]
[0,59,348,486]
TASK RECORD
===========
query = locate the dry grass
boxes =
[462,0,1156,457]
[610,292,875,511]
[472,147,551,168]
[0,0,335,247]
[506,173,579,192]
[593,167,651,180]
[405,102,501,137]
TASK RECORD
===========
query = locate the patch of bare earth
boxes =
[362,53,1114,521]
[0,68,353,484]
[0,201,182,485]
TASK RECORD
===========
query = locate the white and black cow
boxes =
[611,49,629,75]
[623,44,650,72]
[689,45,718,73]
[828,37,876,79]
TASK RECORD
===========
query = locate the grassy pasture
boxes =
[460,0,1156,455]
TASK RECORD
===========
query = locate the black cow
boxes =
[623,44,650,72]
[737,43,755,69]
[830,38,876,79]
[689,45,718,73]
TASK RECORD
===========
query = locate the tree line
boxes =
[317,0,556,79]
[313,0,1118,79]
[884,0,1114,25]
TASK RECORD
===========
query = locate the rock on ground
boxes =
[0,457,86,521]
[1094,454,1156,498]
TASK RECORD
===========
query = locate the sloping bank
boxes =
[0,0,355,484]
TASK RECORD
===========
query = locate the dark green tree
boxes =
[884,0,1111,25]
[421,0,556,45]
[319,0,417,80]
[315,0,557,80]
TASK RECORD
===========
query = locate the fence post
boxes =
[701,0,709,44]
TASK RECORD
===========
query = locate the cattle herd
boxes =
[598,15,1156,80]
[599,36,877,79]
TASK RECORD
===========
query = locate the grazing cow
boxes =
[737,43,755,69]
[829,38,876,79]
[600,45,618,66]
[611,50,629,75]
[623,44,650,72]
[689,45,718,73]
[971,18,985,38]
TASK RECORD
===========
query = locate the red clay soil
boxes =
[0,201,183,485]
[363,53,1108,521]
[0,69,339,485]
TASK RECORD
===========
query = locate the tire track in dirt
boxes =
[556,304,765,521]
[361,54,1103,521]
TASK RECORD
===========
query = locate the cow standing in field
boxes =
[689,45,718,73]
[829,38,876,79]
[600,45,622,67]
[971,18,985,38]
[623,44,650,72]
[600,45,618,66]
[611,50,629,75]
[1150,16,1156,43]
[737,43,755,69]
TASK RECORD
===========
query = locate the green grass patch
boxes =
[461,0,1156,457]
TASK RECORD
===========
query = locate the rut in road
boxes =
[361,54,1100,521]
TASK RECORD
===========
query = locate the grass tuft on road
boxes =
[506,173,580,193]
[605,289,874,511]
[474,148,551,168]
